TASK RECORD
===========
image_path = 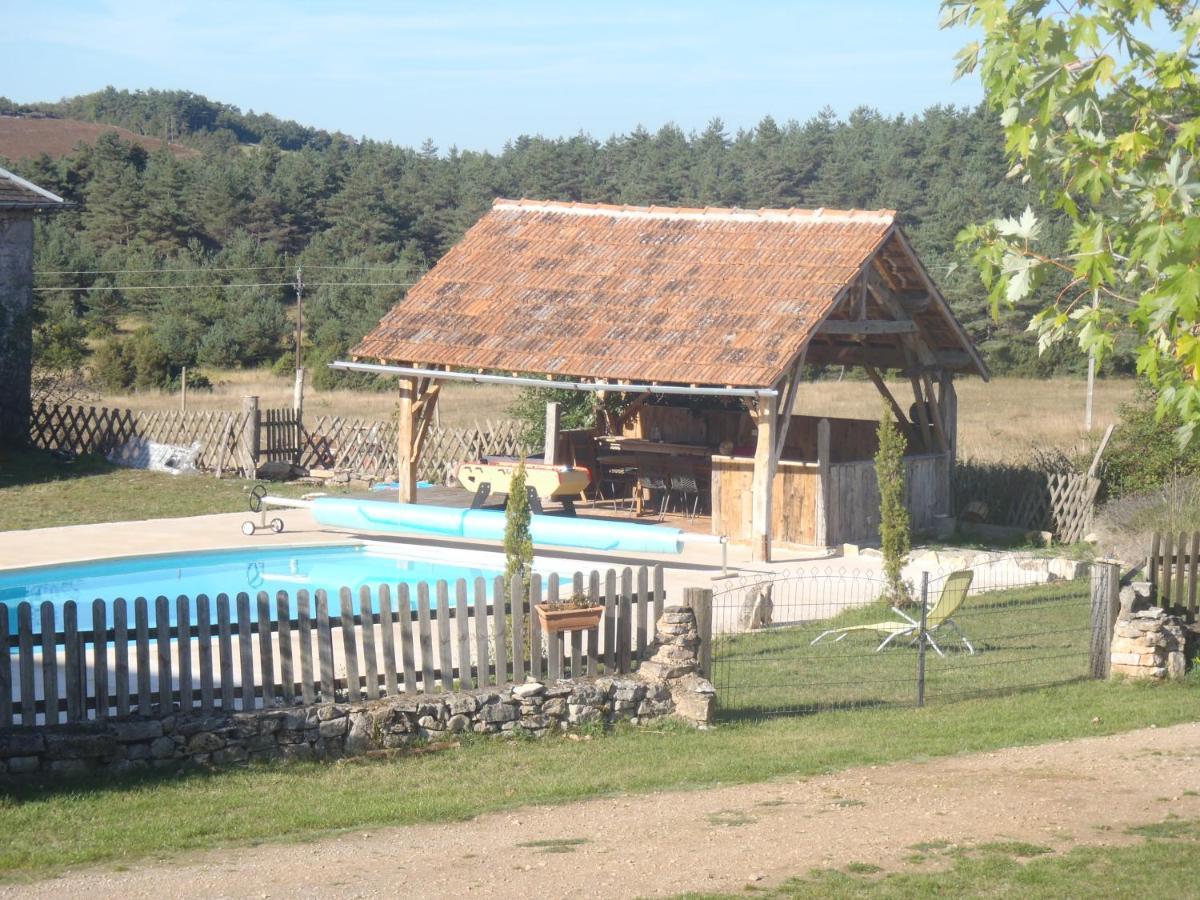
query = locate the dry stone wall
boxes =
[0,606,715,782]
[1110,581,1193,680]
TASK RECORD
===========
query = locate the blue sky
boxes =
[1,1,981,151]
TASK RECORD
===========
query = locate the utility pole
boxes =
[293,265,305,415]
[1085,289,1098,431]
[294,264,304,370]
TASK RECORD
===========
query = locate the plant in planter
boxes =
[535,587,604,634]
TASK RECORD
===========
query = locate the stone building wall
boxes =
[0,210,35,445]
[0,606,716,781]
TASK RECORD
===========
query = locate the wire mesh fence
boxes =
[710,556,1094,719]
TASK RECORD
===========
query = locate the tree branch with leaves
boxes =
[943,0,1200,445]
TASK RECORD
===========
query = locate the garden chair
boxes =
[809,570,975,657]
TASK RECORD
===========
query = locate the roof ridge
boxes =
[492,197,895,225]
[0,165,66,206]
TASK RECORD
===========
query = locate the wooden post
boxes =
[815,417,831,547]
[939,374,957,516]
[1090,560,1120,679]
[920,371,950,455]
[293,367,305,415]
[241,395,260,476]
[180,366,187,411]
[908,374,932,452]
[682,587,713,678]
[544,401,560,465]
[750,393,779,562]
[397,376,416,503]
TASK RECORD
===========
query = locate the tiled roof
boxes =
[354,199,942,388]
[0,166,65,209]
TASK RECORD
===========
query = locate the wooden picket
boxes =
[1,564,664,727]
[1147,531,1200,623]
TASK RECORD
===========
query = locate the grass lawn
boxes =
[0,448,340,532]
[0,676,1197,880]
[686,818,1200,898]
[716,580,1092,715]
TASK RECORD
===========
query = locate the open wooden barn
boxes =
[343,198,989,561]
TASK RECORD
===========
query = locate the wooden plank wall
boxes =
[710,457,819,545]
[622,407,890,463]
[0,565,664,728]
[824,453,949,545]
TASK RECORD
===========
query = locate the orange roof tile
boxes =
[354,199,924,388]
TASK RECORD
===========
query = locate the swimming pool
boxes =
[0,544,507,630]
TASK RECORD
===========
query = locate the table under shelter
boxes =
[337,198,989,561]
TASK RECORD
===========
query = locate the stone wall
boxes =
[1110,582,1192,680]
[0,606,715,781]
[0,210,34,446]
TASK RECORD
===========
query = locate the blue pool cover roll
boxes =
[309,497,686,554]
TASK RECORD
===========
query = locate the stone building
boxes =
[0,166,64,445]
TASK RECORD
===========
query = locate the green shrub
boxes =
[1103,383,1200,498]
[876,402,911,605]
[89,339,135,391]
[504,458,534,586]
[510,388,599,447]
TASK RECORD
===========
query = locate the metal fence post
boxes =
[917,571,929,707]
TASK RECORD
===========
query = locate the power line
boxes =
[32,281,414,292]
[34,263,415,276]
[34,265,290,276]
[33,282,296,292]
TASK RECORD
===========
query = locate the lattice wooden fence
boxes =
[29,403,254,474]
[299,415,529,483]
[30,402,530,484]
[953,461,1099,543]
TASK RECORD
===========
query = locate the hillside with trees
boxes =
[2,87,1129,393]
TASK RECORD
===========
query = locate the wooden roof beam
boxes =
[805,344,975,371]
[818,319,918,336]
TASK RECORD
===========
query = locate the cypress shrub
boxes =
[875,403,912,606]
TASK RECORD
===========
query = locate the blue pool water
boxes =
[0,544,504,630]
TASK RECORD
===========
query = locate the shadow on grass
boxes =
[0,448,117,489]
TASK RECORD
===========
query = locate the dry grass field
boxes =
[94,371,1134,464]
[0,115,196,160]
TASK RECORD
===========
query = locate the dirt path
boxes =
[6,722,1200,899]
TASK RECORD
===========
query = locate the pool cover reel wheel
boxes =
[243,483,284,535]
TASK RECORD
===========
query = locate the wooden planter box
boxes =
[535,603,604,634]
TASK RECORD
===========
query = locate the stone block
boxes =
[186,732,225,754]
[49,758,93,776]
[446,714,470,733]
[110,720,163,742]
[447,694,479,715]
[567,704,601,725]
[316,704,348,721]
[318,717,349,738]
[345,715,374,755]
[45,733,118,760]
[0,733,45,757]
[1111,651,1141,666]
[542,698,567,718]
[479,702,518,724]
[512,682,545,699]
[6,755,40,775]
[1167,651,1187,679]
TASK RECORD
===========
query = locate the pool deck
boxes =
[0,503,880,599]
